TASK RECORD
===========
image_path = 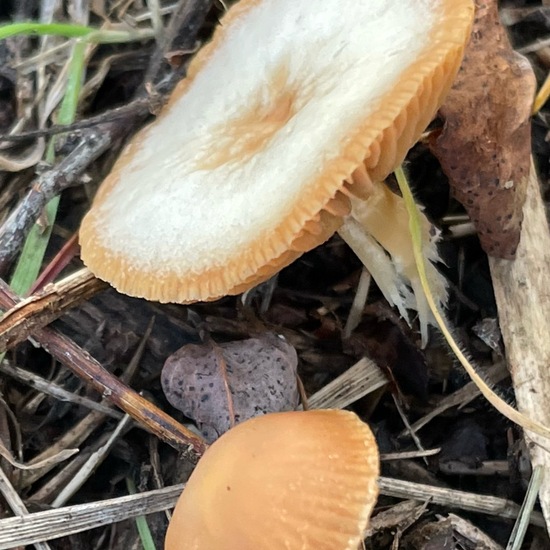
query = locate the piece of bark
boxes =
[0,268,107,352]
[55,288,195,376]
[431,0,535,259]
[489,161,550,533]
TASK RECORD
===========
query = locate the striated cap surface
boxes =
[164,409,379,550]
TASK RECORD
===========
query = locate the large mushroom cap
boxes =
[164,409,379,550]
[80,0,474,303]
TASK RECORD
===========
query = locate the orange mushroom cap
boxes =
[80,0,474,303]
[164,409,379,550]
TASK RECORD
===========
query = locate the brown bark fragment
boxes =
[430,0,536,258]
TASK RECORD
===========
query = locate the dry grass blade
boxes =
[21,410,109,490]
[378,477,546,527]
[52,414,133,507]
[306,356,388,410]
[0,466,52,550]
[343,267,371,337]
[506,466,544,550]
[0,438,76,471]
[0,484,183,549]
[0,138,45,171]
[490,161,550,532]
[0,360,123,419]
[401,362,509,436]
[380,449,441,461]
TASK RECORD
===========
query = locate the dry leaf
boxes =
[430,0,536,259]
[161,333,299,441]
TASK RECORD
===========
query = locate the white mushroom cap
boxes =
[164,410,379,550]
[80,0,474,303]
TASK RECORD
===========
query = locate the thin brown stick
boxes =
[29,232,80,293]
[0,277,207,456]
[0,268,107,352]
[0,129,112,272]
[0,99,153,143]
[207,336,236,429]
[142,0,214,90]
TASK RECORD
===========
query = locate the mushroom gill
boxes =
[80,0,474,327]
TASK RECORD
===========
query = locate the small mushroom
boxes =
[80,0,474,332]
[164,409,379,550]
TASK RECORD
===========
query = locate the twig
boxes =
[0,129,112,273]
[29,231,80,292]
[392,394,430,466]
[0,268,107,352]
[22,323,156,492]
[142,0,214,89]
[400,362,509,437]
[0,98,153,143]
[42,326,206,454]
[380,448,441,461]
[0,277,207,456]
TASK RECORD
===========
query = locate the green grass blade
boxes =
[0,21,155,44]
[126,477,157,550]
[394,165,550,440]
[57,40,87,124]
[0,22,93,40]
[10,40,87,296]
[9,196,60,295]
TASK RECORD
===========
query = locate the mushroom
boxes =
[80,0,474,335]
[164,409,379,550]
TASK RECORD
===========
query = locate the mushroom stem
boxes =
[339,180,447,346]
